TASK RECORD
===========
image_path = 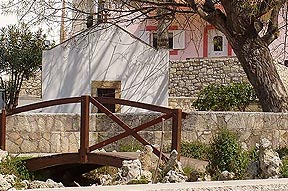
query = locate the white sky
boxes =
[0,14,18,28]
[0,12,59,43]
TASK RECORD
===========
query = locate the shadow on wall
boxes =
[42,24,169,113]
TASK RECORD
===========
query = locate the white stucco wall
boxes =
[42,24,169,113]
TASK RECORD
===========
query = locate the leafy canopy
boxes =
[0,23,47,109]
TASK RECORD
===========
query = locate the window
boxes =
[138,29,185,50]
[91,81,121,113]
[97,88,116,113]
[213,36,223,51]
[152,32,173,49]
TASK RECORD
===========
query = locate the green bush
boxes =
[276,147,288,159]
[180,141,209,160]
[193,82,257,111]
[206,128,249,180]
[281,157,288,178]
[0,155,34,181]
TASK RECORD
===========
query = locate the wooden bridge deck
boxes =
[24,152,140,172]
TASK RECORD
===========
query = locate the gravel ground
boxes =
[28,178,288,191]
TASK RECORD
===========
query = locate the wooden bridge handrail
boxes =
[1,95,183,166]
[7,97,81,116]
[89,96,169,160]
[94,97,174,114]
[89,113,173,153]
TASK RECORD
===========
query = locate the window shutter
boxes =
[173,30,185,49]
[138,30,150,45]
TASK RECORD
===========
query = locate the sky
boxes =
[0,14,18,28]
[0,12,59,43]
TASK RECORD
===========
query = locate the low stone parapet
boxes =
[5,112,288,153]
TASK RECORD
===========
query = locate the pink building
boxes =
[133,18,234,61]
[64,1,287,62]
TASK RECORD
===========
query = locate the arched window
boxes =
[213,36,223,51]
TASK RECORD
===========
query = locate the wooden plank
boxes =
[25,153,136,171]
[7,97,81,116]
[172,109,182,160]
[94,97,173,114]
[79,95,90,162]
[0,109,6,150]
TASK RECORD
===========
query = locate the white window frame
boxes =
[173,30,185,49]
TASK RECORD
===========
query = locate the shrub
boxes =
[276,147,288,159]
[206,128,249,180]
[0,155,35,182]
[180,141,209,160]
[281,157,288,178]
[193,82,257,111]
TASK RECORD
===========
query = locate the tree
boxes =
[188,0,288,112]
[0,23,47,110]
[1,0,288,112]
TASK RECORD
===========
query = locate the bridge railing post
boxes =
[79,95,90,162]
[172,109,182,160]
[0,109,6,150]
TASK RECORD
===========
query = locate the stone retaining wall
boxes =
[6,112,288,153]
[168,58,288,112]
[169,57,248,98]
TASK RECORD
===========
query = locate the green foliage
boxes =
[127,176,149,184]
[276,147,288,159]
[0,23,48,109]
[247,147,259,161]
[180,141,209,160]
[118,138,143,152]
[206,128,249,180]
[281,157,288,178]
[0,155,34,181]
[193,82,257,111]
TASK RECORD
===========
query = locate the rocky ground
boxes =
[0,138,285,190]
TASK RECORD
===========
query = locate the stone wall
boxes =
[168,58,288,112]
[20,72,42,97]
[5,112,288,153]
[169,57,248,98]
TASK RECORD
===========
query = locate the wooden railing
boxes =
[0,95,185,162]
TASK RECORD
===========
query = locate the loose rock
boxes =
[258,138,282,178]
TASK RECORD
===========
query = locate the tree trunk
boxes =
[231,36,288,112]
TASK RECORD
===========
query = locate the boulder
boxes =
[163,170,187,183]
[29,179,64,189]
[139,145,154,171]
[259,138,282,178]
[162,150,187,183]
[0,150,8,162]
[99,174,113,186]
[117,159,142,183]
[218,170,235,180]
[0,174,16,191]
[162,150,184,174]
